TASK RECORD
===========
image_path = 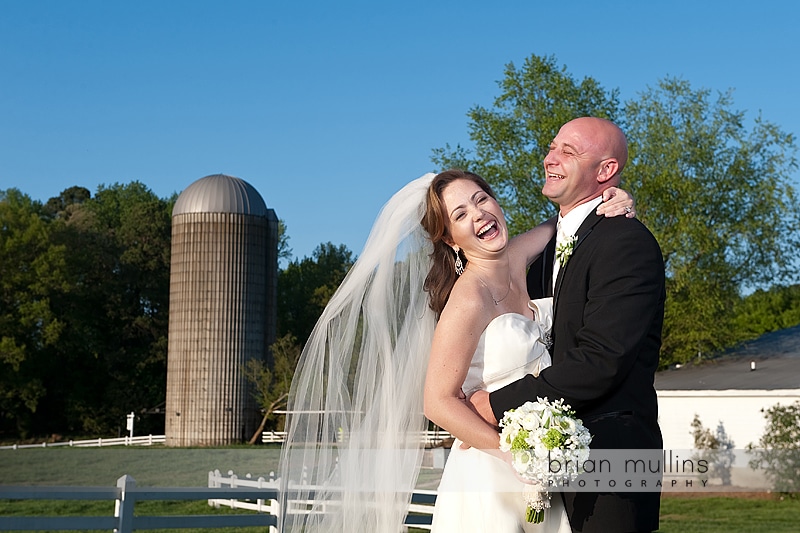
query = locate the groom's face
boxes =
[541,119,607,215]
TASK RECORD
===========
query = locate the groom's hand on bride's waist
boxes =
[467,390,499,428]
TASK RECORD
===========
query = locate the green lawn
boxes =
[0,445,282,486]
[657,495,799,532]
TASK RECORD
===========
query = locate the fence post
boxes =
[260,475,280,533]
[229,473,238,508]
[208,470,219,508]
[114,474,136,533]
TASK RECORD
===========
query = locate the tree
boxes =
[731,284,800,342]
[277,219,293,264]
[747,401,800,497]
[43,186,91,221]
[277,242,354,346]
[433,54,800,366]
[71,182,173,434]
[243,333,302,444]
[30,182,173,436]
[0,189,68,438]
[624,78,800,364]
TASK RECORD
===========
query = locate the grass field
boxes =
[0,445,283,486]
[1,445,797,532]
[657,493,799,532]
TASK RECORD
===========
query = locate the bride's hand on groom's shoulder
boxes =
[597,186,636,218]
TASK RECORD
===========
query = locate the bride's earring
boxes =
[453,246,464,276]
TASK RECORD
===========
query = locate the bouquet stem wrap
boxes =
[522,483,550,523]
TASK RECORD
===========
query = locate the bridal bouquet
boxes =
[499,397,592,523]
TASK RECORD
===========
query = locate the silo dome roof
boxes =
[173,174,268,216]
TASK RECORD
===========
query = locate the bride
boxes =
[421,170,570,532]
[278,170,634,532]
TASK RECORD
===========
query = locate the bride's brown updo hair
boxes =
[421,169,498,318]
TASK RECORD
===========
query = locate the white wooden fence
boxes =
[0,434,165,450]
[0,474,276,531]
[1,430,451,448]
[0,471,437,531]
[208,469,436,531]
[207,468,281,530]
[262,429,454,447]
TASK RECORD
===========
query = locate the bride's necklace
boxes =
[473,271,512,306]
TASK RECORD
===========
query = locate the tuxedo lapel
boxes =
[553,214,604,304]
[543,236,556,297]
[526,234,556,299]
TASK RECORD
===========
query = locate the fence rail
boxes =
[262,429,454,447]
[0,434,165,450]
[207,469,281,517]
[0,474,276,532]
[207,469,436,530]
[2,430,452,449]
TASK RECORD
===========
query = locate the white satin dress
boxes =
[430,298,571,533]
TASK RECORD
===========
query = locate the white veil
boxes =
[279,173,438,532]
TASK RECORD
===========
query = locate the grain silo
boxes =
[165,174,278,446]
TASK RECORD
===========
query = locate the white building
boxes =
[655,324,800,451]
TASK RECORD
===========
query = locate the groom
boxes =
[470,117,665,533]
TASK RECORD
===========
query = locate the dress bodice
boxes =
[432,297,571,532]
[462,298,553,396]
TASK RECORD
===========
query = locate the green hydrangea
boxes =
[542,427,567,449]
[511,428,530,452]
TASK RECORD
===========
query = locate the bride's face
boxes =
[441,178,508,258]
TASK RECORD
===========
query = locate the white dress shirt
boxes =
[552,196,604,291]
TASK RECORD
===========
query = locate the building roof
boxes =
[172,174,268,216]
[655,324,800,391]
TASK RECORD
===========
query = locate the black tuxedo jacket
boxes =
[491,213,666,533]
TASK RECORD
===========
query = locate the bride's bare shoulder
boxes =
[438,277,491,328]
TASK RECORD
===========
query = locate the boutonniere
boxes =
[555,235,577,267]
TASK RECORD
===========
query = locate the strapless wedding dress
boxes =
[430,299,571,533]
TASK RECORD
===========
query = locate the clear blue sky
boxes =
[2,0,798,262]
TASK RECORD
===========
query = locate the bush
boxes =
[690,414,734,485]
[747,401,800,496]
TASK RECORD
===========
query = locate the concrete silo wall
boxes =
[165,211,274,446]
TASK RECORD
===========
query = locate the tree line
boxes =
[2,53,800,442]
[1,184,174,440]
